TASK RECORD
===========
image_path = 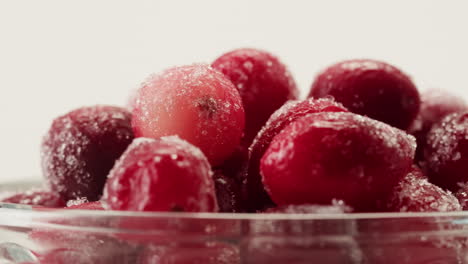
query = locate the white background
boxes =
[0,0,467,183]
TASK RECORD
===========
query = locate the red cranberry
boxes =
[0,188,65,208]
[41,105,134,202]
[264,201,352,214]
[103,136,218,212]
[308,59,420,130]
[424,111,468,191]
[383,166,461,212]
[132,64,245,166]
[212,48,299,145]
[261,112,415,211]
[138,242,240,264]
[410,89,468,162]
[213,170,243,212]
[246,98,348,212]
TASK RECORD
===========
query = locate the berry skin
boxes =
[132,64,245,166]
[41,105,134,202]
[103,136,218,212]
[260,112,416,211]
[246,98,348,212]
[0,188,65,208]
[424,111,468,191]
[308,59,420,130]
[409,89,467,162]
[212,48,299,145]
[383,166,461,212]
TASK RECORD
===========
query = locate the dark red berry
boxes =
[0,188,65,208]
[103,137,218,212]
[383,166,461,212]
[261,112,415,211]
[212,48,299,145]
[246,98,348,212]
[424,111,468,191]
[308,59,420,130]
[213,170,243,212]
[41,105,134,202]
[264,201,352,214]
[132,64,245,166]
[138,242,240,264]
[410,89,467,162]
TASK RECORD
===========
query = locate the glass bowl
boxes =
[1,182,468,264]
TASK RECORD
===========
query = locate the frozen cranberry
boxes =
[41,105,134,202]
[213,170,243,212]
[264,201,352,214]
[424,111,468,191]
[246,98,348,212]
[261,112,415,211]
[308,59,420,130]
[138,242,240,264]
[103,136,218,212]
[383,166,461,212]
[0,188,65,208]
[212,48,298,145]
[132,64,245,166]
[410,89,468,162]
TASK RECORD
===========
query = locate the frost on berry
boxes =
[424,111,468,191]
[409,89,467,162]
[245,98,348,212]
[212,48,299,145]
[41,105,134,201]
[261,112,415,211]
[132,64,245,166]
[383,166,461,212]
[103,136,218,212]
[0,188,65,208]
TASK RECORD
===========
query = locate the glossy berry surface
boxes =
[246,98,348,212]
[409,89,467,162]
[103,137,218,212]
[132,64,245,166]
[308,59,420,130]
[212,48,298,145]
[261,112,416,211]
[41,105,134,202]
[424,111,468,191]
[264,202,352,214]
[0,188,65,208]
[383,166,461,212]
[213,170,243,212]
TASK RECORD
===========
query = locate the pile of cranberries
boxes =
[3,48,468,263]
